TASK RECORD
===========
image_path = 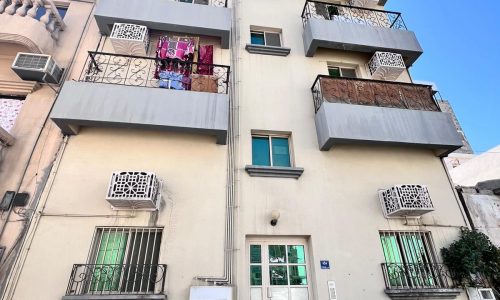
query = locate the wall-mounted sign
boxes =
[320,260,330,269]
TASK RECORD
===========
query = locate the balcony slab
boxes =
[315,102,463,157]
[51,81,228,144]
[94,0,231,49]
[385,288,462,299]
[303,18,423,65]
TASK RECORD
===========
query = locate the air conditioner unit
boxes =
[379,184,435,218]
[189,286,233,300]
[106,171,161,210]
[467,288,496,300]
[367,52,406,81]
[0,127,14,146]
[348,0,377,7]
[11,53,63,84]
[110,23,149,56]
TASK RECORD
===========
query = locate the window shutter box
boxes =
[106,171,161,210]
[378,184,435,218]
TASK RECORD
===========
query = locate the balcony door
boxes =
[249,239,311,300]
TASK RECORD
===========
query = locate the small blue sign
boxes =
[320,260,330,269]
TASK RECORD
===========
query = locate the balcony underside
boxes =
[51,81,228,144]
[94,0,231,49]
[385,288,462,299]
[314,102,463,157]
[62,295,166,300]
[303,18,423,65]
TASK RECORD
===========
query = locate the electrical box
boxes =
[12,193,29,207]
[189,286,233,300]
[0,191,16,211]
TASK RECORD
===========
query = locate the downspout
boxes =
[195,0,240,286]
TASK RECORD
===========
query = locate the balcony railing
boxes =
[381,263,456,290]
[65,264,167,296]
[0,0,66,40]
[80,51,230,94]
[311,75,439,113]
[301,0,406,30]
[173,0,228,8]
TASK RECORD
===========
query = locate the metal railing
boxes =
[382,263,456,290]
[80,51,230,94]
[311,75,439,113]
[65,264,167,296]
[301,0,407,30]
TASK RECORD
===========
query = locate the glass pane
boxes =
[265,32,281,47]
[252,137,270,166]
[251,32,265,45]
[271,137,291,167]
[328,67,341,77]
[289,266,308,285]
[269,245,286,263]
[341,68,357,78]
[380,235,403,264]
[290,287,309,300]
[251,287,263,300]
[269,266,288,285]
[250,266,262,286]
[250,245,262,263]
[271,287,289,300]
[288,245,305,264]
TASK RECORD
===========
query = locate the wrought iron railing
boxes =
[80,51,230,94]
[301,0,407,30]
[65,264,167,296]
[311,75,439,113]
[381,263,456,290]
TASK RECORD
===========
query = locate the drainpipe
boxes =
[194,0,240,286]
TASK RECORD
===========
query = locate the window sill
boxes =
[245,44,291,56]
[245,165,304,179]
[385,288,462,299]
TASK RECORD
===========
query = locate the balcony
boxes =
[0,0,66,54]
[63,264,167,300]
[312,76,463,156]
[51,52,230,144]
[381,263,461,299]
[94,0,231,49]
[301,1,422,65]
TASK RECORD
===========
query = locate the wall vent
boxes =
[110,23,149,56]
[106,171,161,210]
[379,184,435,218]
[367,51,406,81]
[11,53,62,84]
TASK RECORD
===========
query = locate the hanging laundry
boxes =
[197,45,214,75]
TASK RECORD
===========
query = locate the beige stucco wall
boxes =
[11,127,228,300]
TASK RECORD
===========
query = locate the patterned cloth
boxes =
[0,98,24,132]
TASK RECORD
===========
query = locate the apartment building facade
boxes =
[0,0,483,300]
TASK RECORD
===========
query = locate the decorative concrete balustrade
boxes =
[0,0,66,53]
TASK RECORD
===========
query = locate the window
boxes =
[87,227,163,293]
[250,241,310,300]
[327,66,357,78]
[380,231,441,288]
[178,0,209,4]
[252,134,291,167]
[250,31,282,47]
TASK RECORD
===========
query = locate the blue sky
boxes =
[386,1,500,153]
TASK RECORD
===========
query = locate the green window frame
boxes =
[252,134,292,167]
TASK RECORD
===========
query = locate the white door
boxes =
[249,240,310,300]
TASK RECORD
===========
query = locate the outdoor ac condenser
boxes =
[11,53,62,84]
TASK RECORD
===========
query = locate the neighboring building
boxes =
[0,0,94,296]
[0,1,479,300]
[449,146,500,247]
